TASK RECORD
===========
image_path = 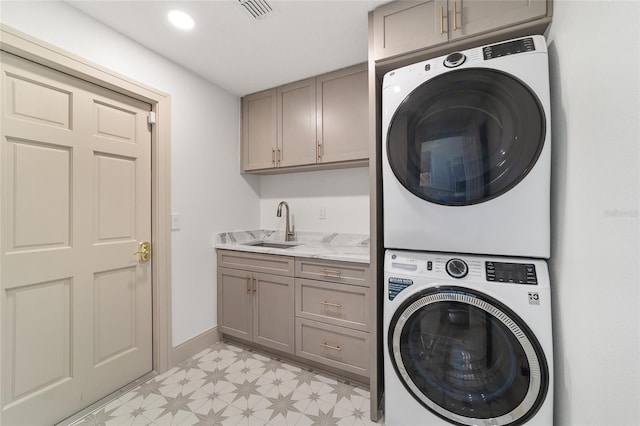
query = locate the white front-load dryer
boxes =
[382,35,551,258]
[383,250,553,425]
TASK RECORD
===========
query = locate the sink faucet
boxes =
[276,201,295,241]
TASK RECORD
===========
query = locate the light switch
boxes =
[171,213,182,230]
[319,207,326,220]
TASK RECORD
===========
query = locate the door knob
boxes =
[134,241,151,262]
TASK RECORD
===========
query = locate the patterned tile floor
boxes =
[73,341,378,426]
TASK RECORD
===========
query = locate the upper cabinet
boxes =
[277,78,317,168]
[316,64,369,164]
[242,88,277,170]
[373,0,551,62]
[241,63,369,173]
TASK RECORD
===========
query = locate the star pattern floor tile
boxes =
[71,341,377,426]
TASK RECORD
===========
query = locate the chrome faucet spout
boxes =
[276,201,295,242]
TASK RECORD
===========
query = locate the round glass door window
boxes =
[388,288,549,425]
[386,69,545,206]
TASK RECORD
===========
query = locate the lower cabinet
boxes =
[294,259,371,378]
[217,253,295,354]
[295,318,370,377]
[217,250,370,381]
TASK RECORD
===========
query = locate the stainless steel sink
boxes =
[244,241,300,249]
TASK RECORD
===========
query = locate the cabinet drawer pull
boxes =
[453,1,458,31]
[246,276,251,294]
[320,342,341,352]
[319,301,342,308]
[321,268,342,277]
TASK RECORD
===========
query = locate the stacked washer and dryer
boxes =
[381,36,554,425]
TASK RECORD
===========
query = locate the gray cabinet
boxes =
[217,250,371,381]
[277,78,317,168]
[294,258,371,378]
[241,89,276,171]
[217,251,295,354]
[316,64,369,164]
[218,267,253,341]
[240,64,369,173]
[373,0,449,61]
[373,0,550,61]
[253,272,295,352]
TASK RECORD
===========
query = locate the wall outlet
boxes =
[318,207,326,220]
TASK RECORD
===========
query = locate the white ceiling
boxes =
[66,0,388,96]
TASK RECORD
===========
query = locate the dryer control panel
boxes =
[483,37,536,60]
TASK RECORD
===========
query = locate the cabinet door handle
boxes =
[253,278,257,294]
[440,6,445,34]
[246,276,252,294]
[321,268,342,277]
[320,342,341,352]
[453,1,458,31]
[276,147,281,165]
[319,301,342,308]
[316,141,321,161]
[272,148,276,166]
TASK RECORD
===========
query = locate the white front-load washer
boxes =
[383,249,553,425]
[382,35,551,258]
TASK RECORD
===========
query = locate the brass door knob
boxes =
[134,241,151,261]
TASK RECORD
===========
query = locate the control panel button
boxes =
[446,258,468,279]
[444,52,466,68]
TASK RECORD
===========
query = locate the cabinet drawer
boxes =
[295,279,369,332]
[295,318,369,377]
[217,250,294,276]
[295,259,369,287]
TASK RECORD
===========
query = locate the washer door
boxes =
[388,287,549,426]
[386,68,545,206]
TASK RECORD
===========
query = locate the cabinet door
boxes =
[449,0,547,40]
[217,267,253,341]
[242,89,276,171]
[316,64,369,164]
[253,272,295,353]
[373,0,449,61]
[277,78,317,167]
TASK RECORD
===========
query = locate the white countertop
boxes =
[215,230,370,264]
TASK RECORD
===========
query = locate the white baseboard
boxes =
[170,327,220,368]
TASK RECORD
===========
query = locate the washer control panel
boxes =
[385,250,547,301]
[486,261,538,285]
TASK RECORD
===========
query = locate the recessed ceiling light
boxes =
[168,10,195,31]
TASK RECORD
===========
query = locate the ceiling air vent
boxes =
[237,0,278,20]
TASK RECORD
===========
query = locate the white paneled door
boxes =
[0,52,152,425]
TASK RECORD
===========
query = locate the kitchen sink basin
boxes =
[244,241,300,249]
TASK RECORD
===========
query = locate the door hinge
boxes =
[147,111,157,125]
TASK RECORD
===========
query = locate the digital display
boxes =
[483,37,535,60]
[486,261,537,285]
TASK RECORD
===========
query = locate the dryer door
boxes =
[386,68,545,206]
[388,287,549,426]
